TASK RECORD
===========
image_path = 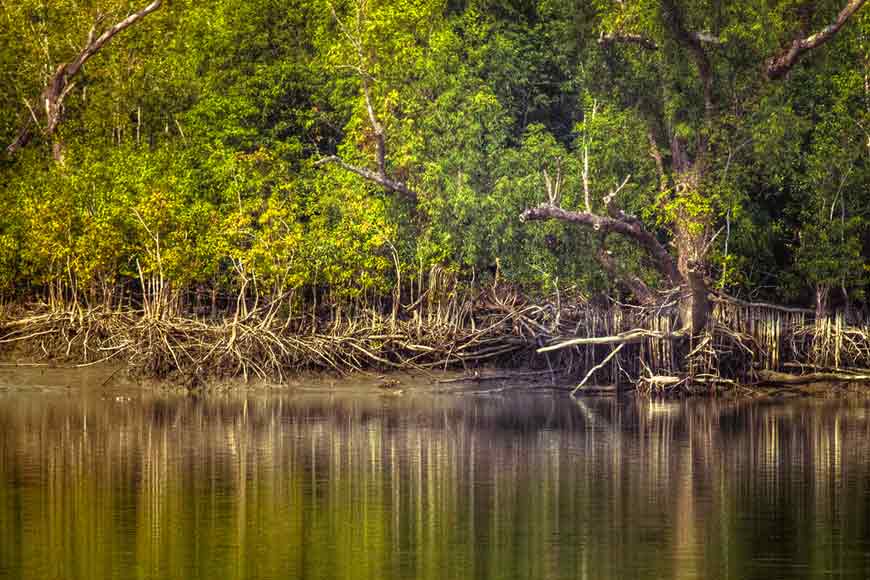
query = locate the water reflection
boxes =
[2,389,870,580]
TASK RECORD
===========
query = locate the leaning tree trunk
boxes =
[520,181,712,335]
[6,1,163,162]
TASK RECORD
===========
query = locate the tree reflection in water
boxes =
[1,390,870,580]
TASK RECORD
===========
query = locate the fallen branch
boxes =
[573,343,625,395]
[538,329,685,352]
[757,370,870,385]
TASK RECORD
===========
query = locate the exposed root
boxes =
[3,288,870,394]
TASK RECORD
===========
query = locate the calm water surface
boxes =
[2,378,870,580]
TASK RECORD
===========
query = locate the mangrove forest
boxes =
[0,0,868,389]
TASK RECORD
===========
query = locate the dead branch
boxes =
[521,203,682,289]
[538,329,686,352]
[315,155,417,200]
[318,0,417,200]
[573,342,625,394]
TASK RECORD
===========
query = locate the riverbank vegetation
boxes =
[0,0,868,389]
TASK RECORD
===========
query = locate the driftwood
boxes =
[573,343,625,394]
[758,370,870,385]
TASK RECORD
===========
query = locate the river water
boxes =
[1,375,870,580]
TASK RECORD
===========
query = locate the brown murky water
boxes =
[1,370,870,579]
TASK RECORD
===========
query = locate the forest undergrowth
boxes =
[4,276,870,394]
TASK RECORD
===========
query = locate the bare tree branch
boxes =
[602,174,631,215]
[598,31,722,52]
[315,155,417,201]
[766,0,867,79]
[580,101,598,213]
[328,0,387,177]
[521,150,683,306]
[319,0,416,199]
[6,1,163,159]
[520,203,682,289]
[66,1,161,78]
[543,161,563,207]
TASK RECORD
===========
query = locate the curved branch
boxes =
[538,329,686,351]
[6,1,163,158]
[316,155,417,200]
[520,204,683,288]
[766,0,867,79]
[67,1,162,78]
[324,1,410,198]
[328,0,387,178]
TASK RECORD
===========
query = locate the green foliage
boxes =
[0,0,867,311]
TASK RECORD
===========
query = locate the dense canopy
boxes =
[0,0,867,321]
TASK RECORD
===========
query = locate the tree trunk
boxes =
[815,283,831,319]
[676,232,712,335]
[6,1,163,161]
[673,212,711,334]
[670,155,712,335]
[52,139,65,165]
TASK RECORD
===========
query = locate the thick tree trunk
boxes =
[675,238,711,335]
[669,147,713,335]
